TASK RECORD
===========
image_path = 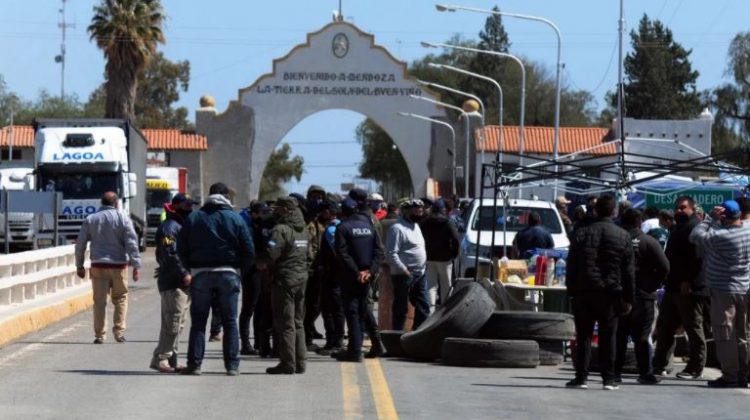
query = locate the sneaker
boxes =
[602,382,619,391]
[226,369,239,376]
[114,336,126,343]
[708,377,746,388]
[180,366,202,376]
[675,370,703,380]
[208,333,222,342]
[637,374,661,385]
[654,369,668,377]
[613,375,622,385]
[93,338,104,344]
[266,364,295,375]
[316,346,344,356]
[150,360,175,374]
[565,378,588,389]
[240,347,258,356]
[365,344,385,359]
[295,365,306,374]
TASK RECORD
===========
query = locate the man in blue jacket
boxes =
[178,183,254,376]
[150,193,195,373]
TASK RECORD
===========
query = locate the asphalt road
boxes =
[0,250,748,419]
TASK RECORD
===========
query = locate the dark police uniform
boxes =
[266,198,310,374]
[335,211,384,360]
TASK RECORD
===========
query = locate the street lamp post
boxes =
[416,79,485,198]
[398,112,457,196]
[423,42,526,198]
[435,4,561,198]
[409,94,470,198]
[426,63,499,175]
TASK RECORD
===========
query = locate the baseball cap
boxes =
[341,198,358,211]
[720,200,741,218]
[348,188,368,202]
[171,193,197,206]
[249,200,269,213]
[431,198,446,211]
[275,196,298,210]
[368,192,384,201]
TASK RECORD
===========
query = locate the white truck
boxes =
[0,164,36,248]
[146,166,187,244]
[33,119,147,250]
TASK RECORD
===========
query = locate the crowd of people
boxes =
[565,194,750,390]
[74,183,464,376]
[72,184,750,388]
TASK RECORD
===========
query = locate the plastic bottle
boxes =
[555,258,567,286]
[534,254,547,286]
[545,258,555,286]
[498,256,509,283]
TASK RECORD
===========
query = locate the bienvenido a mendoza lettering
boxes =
[256,85,421,97]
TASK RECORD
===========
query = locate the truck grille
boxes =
[148,214,162,227]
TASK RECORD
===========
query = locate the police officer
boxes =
[265,197,310,374]
[334,198,385,362]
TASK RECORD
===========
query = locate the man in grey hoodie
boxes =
[75,192,141,344]
[689,200,750,388]
[386,199,429,331]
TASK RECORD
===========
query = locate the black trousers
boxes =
[615,297,656,376]
[304,270,322,344]
[254,270,275,354]
[572,292,620,382]
[239,268,261,346]
[342,281,369,355]
[320,275,345,348]
[653,291,710,374]
[391,273,429,331]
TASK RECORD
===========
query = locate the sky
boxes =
[0,0,747,195]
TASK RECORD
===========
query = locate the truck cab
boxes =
[145,167,186,244]
[0,164,36,249]
[33,119,147,250]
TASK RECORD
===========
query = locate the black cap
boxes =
[348,188,368,202]
[171,193,197,206]
[249,200,269,213]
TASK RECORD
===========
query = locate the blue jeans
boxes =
[391,273,429,331]
[187,271,241,370]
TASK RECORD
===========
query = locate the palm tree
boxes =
[88,0,165,120]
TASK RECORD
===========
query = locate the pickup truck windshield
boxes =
[147,189,173,208]
[42,173,119,199]
[471,206,562,234]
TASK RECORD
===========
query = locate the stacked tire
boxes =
[479,311,576,366]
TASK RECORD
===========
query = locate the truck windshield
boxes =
[472,206,562,234]
[147,189,173,208]
[41,173,119,199]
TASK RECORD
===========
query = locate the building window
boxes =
[147,151,170,167]
[0,149,22,160]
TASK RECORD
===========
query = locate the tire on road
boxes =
[442,338,540,368]
[537,339,565,366]
[380,330,406,358]
[400,282,495,360]
[479,311,575,341]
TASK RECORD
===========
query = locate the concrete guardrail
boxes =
[0,245,89,306]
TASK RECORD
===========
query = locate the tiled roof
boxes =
[476,125,617,155]
[0,125,207,151]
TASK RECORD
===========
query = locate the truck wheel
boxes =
[442,338,540,368]
[479,311,576,341]
[380,330,406,358]
[400,282,495,361]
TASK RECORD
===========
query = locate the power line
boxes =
[563,35,619,94]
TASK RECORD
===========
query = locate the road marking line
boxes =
[365,359,399,420]
[0,320,86,367]
[341,362,363,419]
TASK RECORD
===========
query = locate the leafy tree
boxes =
[705,32,750,163]
[88,0,165,121]
[260,143,304,200]
[86,53,191,129]
[613,14,701,119]
[356,119,413,198]
[0,75,23,125]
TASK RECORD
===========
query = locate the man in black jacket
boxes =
[420,199,460,312]
[652,196,707,379]
[566,195,635,390]
[334,198,385,362]
[615,209,669,385]
[150,194,195,373]
[178,183,255,376]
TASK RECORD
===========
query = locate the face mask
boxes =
[674,214,689,224]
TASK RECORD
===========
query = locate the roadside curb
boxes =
[0,289,92,349]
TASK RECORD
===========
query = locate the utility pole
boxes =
[617,0,626,193]
[8,111,13,162]
[55,0,75,98]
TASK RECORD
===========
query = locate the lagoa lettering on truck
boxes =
[62,206,97,215]
[52,152,105,161]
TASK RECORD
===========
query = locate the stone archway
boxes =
[196,21,446,203]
